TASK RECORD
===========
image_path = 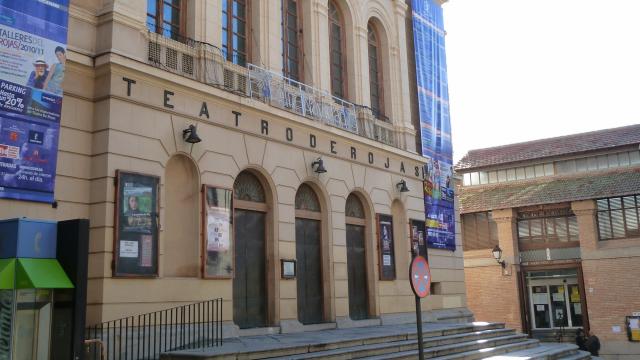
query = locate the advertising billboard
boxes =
[0,0,69,203]
[412,0,456,251]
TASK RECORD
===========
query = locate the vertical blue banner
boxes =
[412,0,455,251]
[0,0,69,203]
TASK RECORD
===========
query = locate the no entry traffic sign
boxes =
[410,256,431,298]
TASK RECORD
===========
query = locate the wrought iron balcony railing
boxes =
[146,31,398,148]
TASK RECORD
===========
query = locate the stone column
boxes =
[251,0,283,73]
[353,25,371,106]
[571,200,598,253]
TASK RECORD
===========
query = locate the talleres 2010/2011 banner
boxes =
[412,0,455,251]
[0,0,69,203]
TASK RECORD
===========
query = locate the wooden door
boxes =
[296,218,323,324]
[346,224,368,320]
[233,209,267,329]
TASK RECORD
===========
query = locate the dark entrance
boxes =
[295,184,324,324]
[345,193,369,320]
[233,172,268,329]
[296,218,322,324]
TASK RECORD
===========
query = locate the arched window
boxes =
[282,0,303,82]
[328,1,346,99]
[295,184,321,212]
[367,23,385,121]
[234,172,266,203]
[222,0,249,66]
[147,0,186,41]
[345,193,365,219]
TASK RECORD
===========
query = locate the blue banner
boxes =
[0,0,69,203]
[412,0,455,251]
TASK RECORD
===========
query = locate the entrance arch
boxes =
[345,193,369,320]
[233,171,269,329]
[295,183,324,324]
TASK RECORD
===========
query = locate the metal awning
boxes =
[0,258,73,289]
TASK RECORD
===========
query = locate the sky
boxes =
[442,0,640,162]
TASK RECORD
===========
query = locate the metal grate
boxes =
[166,48,178,70]
[182,54,194,75]
[148,42,161,64]
[520,247,581,263]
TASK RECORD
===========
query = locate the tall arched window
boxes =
[147,0,186,41]
[367,23,385,120]
[345,193,369,320]
[282,0,302,82]
[328,1,346,99]
[222,0,249,66]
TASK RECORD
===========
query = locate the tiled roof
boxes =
[458,168,640,214]
[455,124,640,171]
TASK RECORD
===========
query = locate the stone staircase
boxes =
[161,322,592,360]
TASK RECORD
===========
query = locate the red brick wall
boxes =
[464,264,523,331]
[582,257,640,341]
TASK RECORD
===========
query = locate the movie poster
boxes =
[412,0,456,251]
[377,214,396,280]
[203,185,233,278]
[0,1,69,203]
[115,171,159,276]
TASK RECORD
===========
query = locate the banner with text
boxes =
[412,0,455,251]
[0,0,69,203]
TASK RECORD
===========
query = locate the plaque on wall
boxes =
[202,185,234,278]
[410,219,428,259]
[376,214,396,280]
[114,171,159,277]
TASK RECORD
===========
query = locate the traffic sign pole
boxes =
[415,295,425,360]
[409,256,431,360]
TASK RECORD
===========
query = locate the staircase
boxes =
[162,322,592,360]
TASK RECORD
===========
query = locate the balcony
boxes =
[145,32,400,148]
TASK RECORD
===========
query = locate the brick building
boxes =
[456,124,640,359]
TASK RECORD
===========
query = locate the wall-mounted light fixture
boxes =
[311,158,327,174]
[182,124,202,144]
[396,179,410,193]
[492,245,506,269]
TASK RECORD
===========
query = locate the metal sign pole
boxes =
[415,295,425,360]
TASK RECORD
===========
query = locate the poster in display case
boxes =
[113,171,159,277]
[202,185,234,278]
[376,214,396,280]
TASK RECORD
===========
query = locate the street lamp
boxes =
[492,245,506,269]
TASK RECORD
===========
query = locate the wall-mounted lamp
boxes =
[182,124,202,144]
[396,179,410,193]
[492,245,506,269]
[311,158,327,174]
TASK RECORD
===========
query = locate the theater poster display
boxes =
[412,0,456,251]
[0,1,69,203]
[114,171,159,277]
[202,185,233,278]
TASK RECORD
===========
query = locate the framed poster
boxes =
[202,185,234,278]
[410,219,428,259]
[376,214,396,280]
[114,171,159,277]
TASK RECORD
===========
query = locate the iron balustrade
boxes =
[146,31,398,148]
[84,298,222,360]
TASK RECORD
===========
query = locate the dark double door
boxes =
[233,209,267,329]
[296,218,323,324]
[346,224,368,320]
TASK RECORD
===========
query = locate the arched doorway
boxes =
[233,171,268,329]
[345,193,369,320]
[295,184,323,324]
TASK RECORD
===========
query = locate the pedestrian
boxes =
[575,328,587,351]
[585,330,600,356]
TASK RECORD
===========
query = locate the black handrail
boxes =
[85,298,223,360]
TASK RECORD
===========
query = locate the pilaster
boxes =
[571,200,598,252]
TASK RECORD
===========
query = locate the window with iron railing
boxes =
[367,23,385,122]
[517,207,579,246]
[222,0,249,66]
[597,195,640,240]
[462,211,498,251]
[329,0,347,100]
[282,0,303,82]
[147,0,185,41]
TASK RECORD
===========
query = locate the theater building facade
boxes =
[0,0,468,339]
[457,125,640,359]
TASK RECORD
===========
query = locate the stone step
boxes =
[482,343,588,360]
[267,329,518,360]
[362,339,539,360]
[162,322,506,360]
